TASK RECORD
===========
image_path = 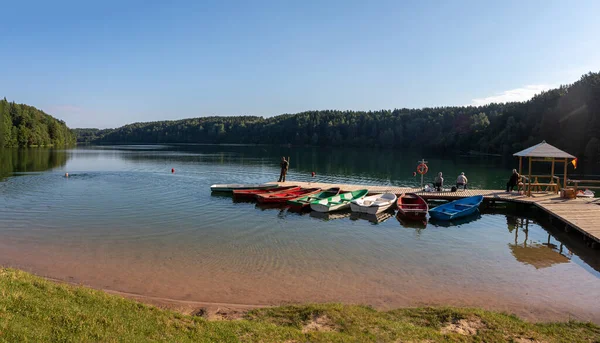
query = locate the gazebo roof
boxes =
[513,141,575,158]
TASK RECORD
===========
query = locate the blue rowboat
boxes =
[428,195,483,221]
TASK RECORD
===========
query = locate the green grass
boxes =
[1,268,598,342]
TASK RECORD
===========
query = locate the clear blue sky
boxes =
[1,0,599,128]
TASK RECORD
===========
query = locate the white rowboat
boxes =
[350,193,397,215]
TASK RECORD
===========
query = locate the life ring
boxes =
[416,163,428,175]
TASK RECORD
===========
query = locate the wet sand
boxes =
[1,236,599,324]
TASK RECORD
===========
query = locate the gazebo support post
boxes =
[528,157,532,196]
[551,158,555,190]
[563,158,568,190]
[519,156,523,175]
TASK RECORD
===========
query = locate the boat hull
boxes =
[350,193,397,215]
[312,202,351,212]
[233,186,300,199]
[310,189,369,213]
[210,184,277,192]
[257,188,322,203]
[397,193,428,219]
[428,195,483,221]
[287,188,341,209]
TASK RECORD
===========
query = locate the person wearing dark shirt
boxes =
[506,169,520,192]
[434,172,444,191]
[278,157,289,182]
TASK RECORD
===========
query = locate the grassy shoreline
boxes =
[1,268,598,342]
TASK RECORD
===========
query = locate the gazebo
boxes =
[513,141,575,196]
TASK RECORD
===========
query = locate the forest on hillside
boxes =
[0,99,76,147]
[76,72,600,170]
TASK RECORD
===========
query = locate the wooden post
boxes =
[563,158,568,190]
[551,158,556,192]
[518,156,522,175]
[528,157,532,196]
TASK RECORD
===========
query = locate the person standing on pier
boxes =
[278,156,289,182]
[434,172,444,191]
[506,169,520,192]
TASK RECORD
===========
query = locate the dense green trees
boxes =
[75,72,600,170]
[0,99,76,148]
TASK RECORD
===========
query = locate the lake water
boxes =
[0,145,598,322]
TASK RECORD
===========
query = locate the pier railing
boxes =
[520,175,561,195]
[567,179,600,193]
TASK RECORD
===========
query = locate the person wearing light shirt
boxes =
[456,172,468,190]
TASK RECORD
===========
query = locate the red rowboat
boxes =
[397,193,428,218]
[233,186,300,199]
[257,187,322,203]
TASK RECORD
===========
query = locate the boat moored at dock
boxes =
[210,184,278,192]
[428,195,483,221]
[350,193,396,215]
[310,189,369,213]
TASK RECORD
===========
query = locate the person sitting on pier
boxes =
[434,172,444,191]
[456,172,468,190]
[506,169,520,192]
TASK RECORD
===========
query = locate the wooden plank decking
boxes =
[276,181,600,244]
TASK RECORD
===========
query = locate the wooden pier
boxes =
[276,181,600,246]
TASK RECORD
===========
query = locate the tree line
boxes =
[75,71,599,172]
[0,99,76,147]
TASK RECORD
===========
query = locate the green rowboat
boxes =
[310,189,369,213]
[287,187,341,209]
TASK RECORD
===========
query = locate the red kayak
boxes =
[257,187,322,203]
[233,186,300,199]
[397,193,428,219]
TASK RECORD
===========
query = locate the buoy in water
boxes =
[311,171,316,177]
[412,172,417,177]
[65,172,69,178]
[171,168,175,173]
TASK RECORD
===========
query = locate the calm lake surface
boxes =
[0,145,598,322]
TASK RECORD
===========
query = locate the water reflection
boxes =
[97,144,512,189]
[255,202,289,212]
[349,210,395,224]
[508,217,571,269]
[309,210,352,221]
[210,192,234,200]
[0,148,69,180]
[396,214,428,231]
[429,210,482,227]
